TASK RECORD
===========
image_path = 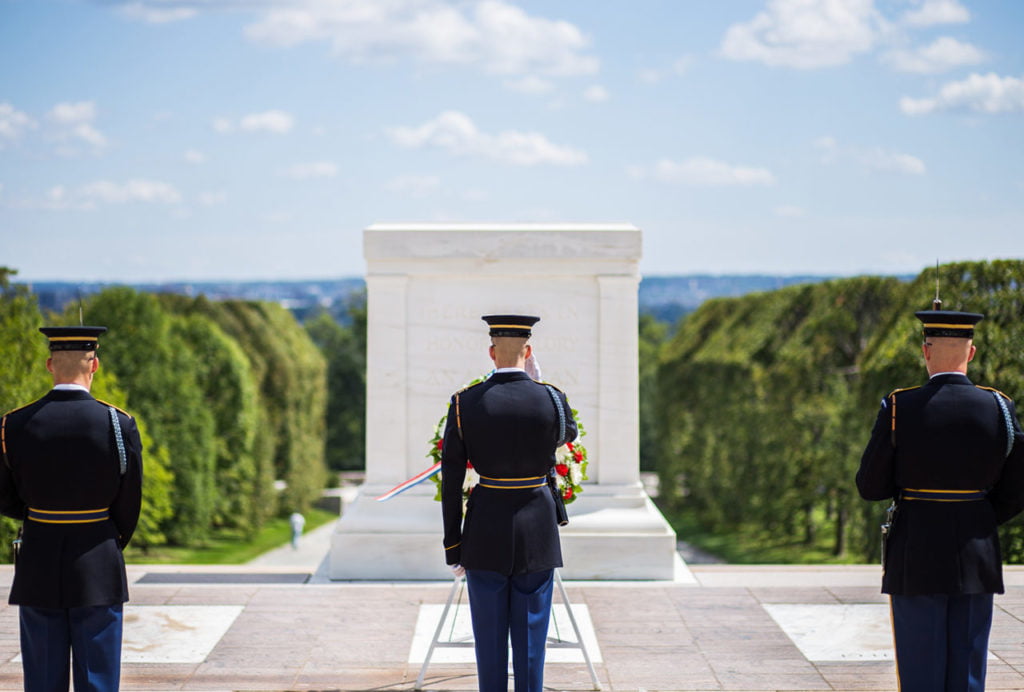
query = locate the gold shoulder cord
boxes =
[454,393,471,466]
[455,393,462,440]
[890,393,897,447]
[887,386,920,447]
[1,415,8,469]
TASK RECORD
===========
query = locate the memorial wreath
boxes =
[428,373,588,504]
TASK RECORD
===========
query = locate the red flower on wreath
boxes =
[429,372,587,506]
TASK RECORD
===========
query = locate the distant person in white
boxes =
[289,512,305,550]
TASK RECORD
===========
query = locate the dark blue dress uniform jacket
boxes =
[857,373,1024,596]
[0,389,143,608]
[441,371,577,575]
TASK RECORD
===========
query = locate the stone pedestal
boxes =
[329,224,678,580]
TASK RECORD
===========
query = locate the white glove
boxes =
[449,563,466,577]
[525,354,542,381]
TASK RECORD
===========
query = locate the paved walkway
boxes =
[1,558,1024,691]
[246,519,336,573]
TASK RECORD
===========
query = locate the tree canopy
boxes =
[654,260,1024,562]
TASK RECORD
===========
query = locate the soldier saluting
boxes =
[857,299,1024,692]
[441,314,577,692]
[0,325,143,692]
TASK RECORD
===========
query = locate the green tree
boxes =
[197,300,328,514]
[0,268,50,560]
[305,291,367,471]
[638,314,667,473]
[80,287,217,544]
[89,371,175,551]
[161,302,268,533]
[656,275,907,559]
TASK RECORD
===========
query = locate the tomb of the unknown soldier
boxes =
[329,223,682,581]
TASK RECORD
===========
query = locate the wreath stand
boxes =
[414,569,601,690]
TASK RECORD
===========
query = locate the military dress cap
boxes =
[914,310,984,338]
[39,326,107,351]
[482,314,540,338]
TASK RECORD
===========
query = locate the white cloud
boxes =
[385,174,442,198]
[243,0,598,77]
[900,73,1024,115]
[282,161,338,179]
[212,117,234,134]
[859,148,926,175]
[720,0,884,69]
[184,149,206,164]
[48,101,97,125]
[628,157,776,186]
[814,136,925,174]
[80,179,182,204]
[388,110,587,166]
[240,110,294,134]
[24,179,182,210]
[504,76,555,95]
[118,2,197,23]
[212,111,294,134]
[637,68,662,84]
[47,101,107,148]
[0,103,37,143]
[583,85,609,103]
[673,56,694,75]
[901,0,969,27]
[884,36,984,74]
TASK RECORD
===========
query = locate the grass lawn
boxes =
[125,507,338,564]
[658,501,866,565]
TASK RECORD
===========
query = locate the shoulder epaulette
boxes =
[455,380,484,396]
[975,385,1013,402]
[2,396,45,419]
[538,380,564,392]
[887,386,920,446]
[95,399,132,418]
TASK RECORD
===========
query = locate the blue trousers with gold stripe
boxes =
[465,569,554,692]
[19,604,123,692]
[891,593,992,692]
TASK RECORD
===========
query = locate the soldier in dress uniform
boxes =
[441,314,577,692]
[0,326,143,692]
[857,303,1024,692]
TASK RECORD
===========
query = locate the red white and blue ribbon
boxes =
[375,462,442,502]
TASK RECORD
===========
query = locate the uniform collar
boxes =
[52,384,90,392]
[928,372,972,384]
[489,370,532,382]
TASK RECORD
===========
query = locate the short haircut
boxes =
[491,336,528,364]
[49,350,95,380]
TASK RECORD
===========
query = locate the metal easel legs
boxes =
[414,569,601,690]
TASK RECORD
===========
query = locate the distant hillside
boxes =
[25,275,902,325]
[639,275,839,324]
[28,278,366,323]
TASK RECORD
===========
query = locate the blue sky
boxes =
[2,0,1022,281]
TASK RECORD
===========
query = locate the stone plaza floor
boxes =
[1,529,1023,691]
